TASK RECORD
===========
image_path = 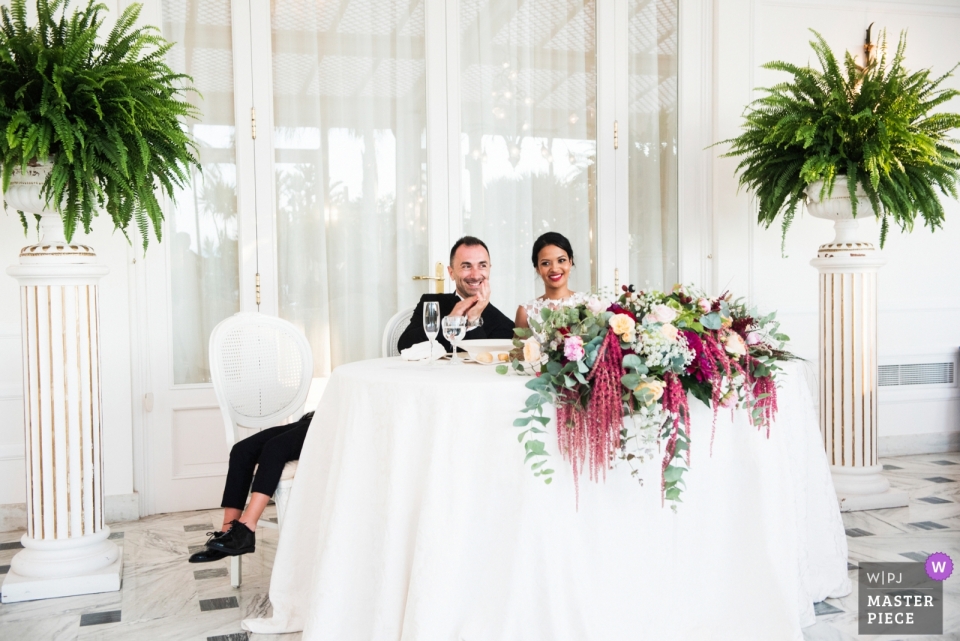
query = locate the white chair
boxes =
[381,305,416,357]
[209,312,313,588]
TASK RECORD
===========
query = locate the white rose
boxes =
[660,323,679,342]
[522,337,542,363]
[650,304,677,324]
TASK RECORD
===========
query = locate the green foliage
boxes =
[721,29,960,248]
[0,0,200,249]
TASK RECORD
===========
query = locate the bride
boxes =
[515,231,589,329]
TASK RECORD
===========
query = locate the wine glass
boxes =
[441,315,467,365]
[422,301,440,363]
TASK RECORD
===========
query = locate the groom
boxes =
[397,236,514,353]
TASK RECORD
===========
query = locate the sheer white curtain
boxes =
[627,0,678,290]
[270,0,428,375]
[460,0,597,316]
[162,0,240,385]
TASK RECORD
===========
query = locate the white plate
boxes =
[458,339,514,365]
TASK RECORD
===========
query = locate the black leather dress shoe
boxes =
[188,547,230,563]
[188,531,228,563]
[207,520,256,556]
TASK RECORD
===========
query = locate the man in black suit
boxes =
[397,236,515,352]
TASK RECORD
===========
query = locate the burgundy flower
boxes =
[607,304,637,321]
[681,329,715,383]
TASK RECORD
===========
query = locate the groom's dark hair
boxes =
[449,236,490,264]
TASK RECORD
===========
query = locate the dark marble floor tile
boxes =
[188,544,207,555]
[199,597,239,612]
[184,524,213,532]
[932,460,958,466]
[814,601,844,616]
[0,564,9,574]
[845,527,874,537]
[79,610,122,626]
[108,532,124,540]
[194,568,229,580]
[207,634,248,641]
[918,496,952,504]
[900,552,929,562]
[0,541,23,550]
[847,562,858,571]
[924,477,956,483]
[907,521,948,530]
[883,464,903,471]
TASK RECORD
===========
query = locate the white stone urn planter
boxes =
[806,178,907,512]
[2,162,121,603]
[804,178,875,248]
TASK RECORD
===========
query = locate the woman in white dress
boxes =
[515,231,589,328]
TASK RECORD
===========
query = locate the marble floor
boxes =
[0,452,957,640]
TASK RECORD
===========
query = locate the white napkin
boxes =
[400,341,446,361]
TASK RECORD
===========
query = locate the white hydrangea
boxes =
[631,325,694,371]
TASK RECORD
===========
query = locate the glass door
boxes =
[141,0,253,514]
[262,0,433,375]
[625,0,678,290]
[457,0,598,314]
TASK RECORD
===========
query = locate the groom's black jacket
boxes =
[396,293,515,353]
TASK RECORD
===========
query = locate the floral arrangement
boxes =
[498,285,792,507]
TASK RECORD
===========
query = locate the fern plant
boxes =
[721,29,960,248]
[0,0,200,250]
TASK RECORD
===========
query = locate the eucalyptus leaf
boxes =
[699,312,722,330]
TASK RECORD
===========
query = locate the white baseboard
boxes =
[0,492,140,533]
[104,492,140,524]
[0,503,26,534]
[879,432,960,457]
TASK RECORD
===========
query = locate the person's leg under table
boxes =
[209,416,312,555]
[220,420,304,532]
[239,418,311,531]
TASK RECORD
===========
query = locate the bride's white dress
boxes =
[522,292,590,319]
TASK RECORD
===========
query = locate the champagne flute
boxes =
[422,301,440,363]
[441,315,467,365]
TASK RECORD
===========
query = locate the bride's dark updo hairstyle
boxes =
[531,231,575,268]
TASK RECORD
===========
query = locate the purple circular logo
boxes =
[926,552,954,581]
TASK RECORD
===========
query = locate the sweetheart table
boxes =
[243,358,851,640]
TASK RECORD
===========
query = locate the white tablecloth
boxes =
[244,359,851,640]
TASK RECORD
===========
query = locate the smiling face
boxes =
[448,243,491,297]
[536,244,572,294]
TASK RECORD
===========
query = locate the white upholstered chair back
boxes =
[381,306,416,357]
[209,312,313,448]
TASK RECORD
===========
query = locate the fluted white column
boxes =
[810,220,908,512]
[2,165,122,603]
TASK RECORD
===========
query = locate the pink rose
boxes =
[746,331,762,345]
[697,298,711,313]
[724,332,747,357]
[586,297,609,314]
[564,335,585,361]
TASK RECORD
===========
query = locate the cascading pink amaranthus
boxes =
[556,330,625,500]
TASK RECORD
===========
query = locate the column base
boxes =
[1,555,122,603]
[830,464,910,512]
[838,489,910,512]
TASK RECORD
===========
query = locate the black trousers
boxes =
[221,412,313,510]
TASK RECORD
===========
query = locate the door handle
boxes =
[413,262,445,294]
